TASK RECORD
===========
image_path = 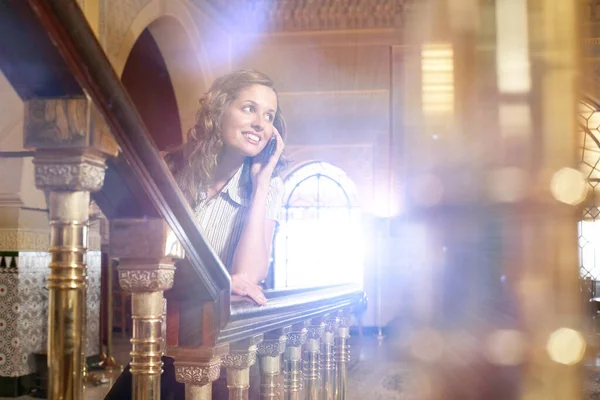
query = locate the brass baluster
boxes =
[320,315,339,400]
[334,313,352,400]
[222,335,264,400]
[257,328,289,399]
[45,191,90,400]
[283,322,308,400]
[304,321,325,400]
[110,218,182,400]
[172,344,228,400]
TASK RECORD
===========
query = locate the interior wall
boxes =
[229,32,406,328]
[230,40,393,217]
[121,28,183,151]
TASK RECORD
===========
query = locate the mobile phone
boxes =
[264,134,277,158]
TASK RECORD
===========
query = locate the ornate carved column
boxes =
[110,218,184,400]
[304,320,325,400]
[283,322,308,400]
[257,328,289,399]
[320,315,339,400]
[222,334,264,400]
[334,313,352,400]
[171,344,229,400]
[174,357,223,400]
[24,97,116,400]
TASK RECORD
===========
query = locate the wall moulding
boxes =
[0,229,49,252]
[230,28,406,49]
[201,0,414,33]
[0,194,24,208]
[0,228,101,252]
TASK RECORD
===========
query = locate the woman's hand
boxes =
[251,127,284,194]
[231,272,267,305]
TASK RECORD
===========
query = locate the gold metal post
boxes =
[46,191,90,400]
[257,328,289,399]
[130,291,163,398]
[185,384,213,400]
[304,321,325,400]
[111,218,182,400]
[223,335,263,400]
[174,358,223,400]
[334,314,352,400]
[284,323,308,400]
[321,316,339,400]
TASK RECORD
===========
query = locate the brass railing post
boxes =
[321,315,339,400]
[110,219,183,400]
[25,96,115,400]
[172,344,228,400]
[334,313,352,400]
[40,177,103,400]
[257,327,290,399]
[222,334,264,400]
[304,320,325,400]
[283,322,308,400]
[175,358,222,400]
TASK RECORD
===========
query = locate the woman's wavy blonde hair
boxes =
[164,69,287,209]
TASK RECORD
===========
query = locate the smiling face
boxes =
[220,84,278,159]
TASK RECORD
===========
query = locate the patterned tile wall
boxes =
[86,250,101,358]
[0,254,21,378]
[0,251,102,377]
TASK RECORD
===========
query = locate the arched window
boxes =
[273,162,363,288]
[578,101,600,279]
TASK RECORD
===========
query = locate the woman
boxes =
[106,70,284,400]
[165,69,287,305]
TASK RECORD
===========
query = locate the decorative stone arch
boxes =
[112,0,214,141]
[281,144,374,212]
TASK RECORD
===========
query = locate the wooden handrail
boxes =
[219,283,366,344]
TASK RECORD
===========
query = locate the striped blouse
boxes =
[194,162,285,270]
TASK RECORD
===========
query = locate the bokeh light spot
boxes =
[546,327,586,365]
[550,167,587,205]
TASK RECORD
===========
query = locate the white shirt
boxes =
[194,162,285,270]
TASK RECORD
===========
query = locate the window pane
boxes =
[275,161,363,288]
[578,102,600,279]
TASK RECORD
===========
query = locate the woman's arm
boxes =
[230,128,285,305]
[231,187,275,282]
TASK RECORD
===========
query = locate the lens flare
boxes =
[546,328,586,365]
